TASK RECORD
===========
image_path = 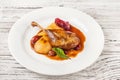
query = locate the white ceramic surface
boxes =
[8,7,104,75]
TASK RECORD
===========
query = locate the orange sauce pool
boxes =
[46,25,86,60]
[31,23,86,60]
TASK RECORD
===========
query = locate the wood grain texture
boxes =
[0,0,120,80]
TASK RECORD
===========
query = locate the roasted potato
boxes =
[34,36,52,54]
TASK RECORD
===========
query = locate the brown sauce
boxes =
[31,25,86,60]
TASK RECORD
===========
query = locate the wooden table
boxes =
[0,0,120,80]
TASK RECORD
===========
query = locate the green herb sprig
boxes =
[52,48,70,59]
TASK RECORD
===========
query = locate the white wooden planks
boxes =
[0,0,120,80]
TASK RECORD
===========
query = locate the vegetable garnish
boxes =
[52,48,70,59]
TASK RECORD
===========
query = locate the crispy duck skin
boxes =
[37,29,80,50]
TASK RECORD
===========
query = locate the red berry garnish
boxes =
[55,18,70,30]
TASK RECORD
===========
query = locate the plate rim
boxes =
[8,7,104,75]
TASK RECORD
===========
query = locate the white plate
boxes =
[8,7,104,75]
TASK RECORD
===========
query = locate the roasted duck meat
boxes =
[37,29,80,50]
